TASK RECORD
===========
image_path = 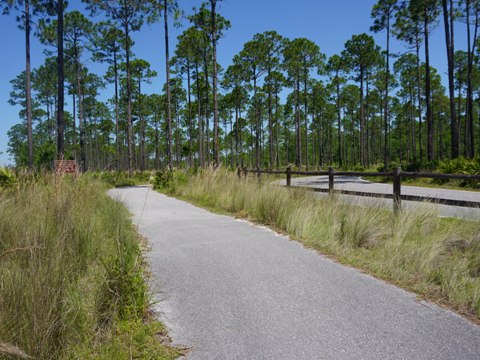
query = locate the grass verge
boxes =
[154,168,480,322]
[0,174,181,359]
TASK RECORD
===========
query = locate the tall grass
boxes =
[160,169,480,321]
[0,175,179,359]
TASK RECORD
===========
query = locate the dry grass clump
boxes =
[167,169,480,320]
[0,175,179,359]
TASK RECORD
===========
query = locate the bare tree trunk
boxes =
[114,48,120,170]
[275,91,280,168]
[424,9,434,162]
[25,0,33,169]
[360,67,366,166]
[235,102,239,167]
[336,72,342,166]
[56,0,65,160]
[304,68,309,170]
[415,30,423,162]
[187,65,193,167]
[138,79,145,171]
[155,119,160,170]
[211,0,219,167]
[295,78,301,167]
[203,53,210,165]
[125,22,134,173]
[443,0,459,158]
[176,102,180,167]
[74,40,86,172]
[383,16,390,170]
[466,0,478,158]
[196,63,205,168]
[268,70,273,168]
[164,0,173,170]
[72,93,76,160]
[254,73,260,169]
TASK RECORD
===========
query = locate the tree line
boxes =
[3,0,480,172]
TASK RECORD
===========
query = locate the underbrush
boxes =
[151,169,189,193]
[161,169,480,321]
[86,170,153,188]
[0,175,180,359]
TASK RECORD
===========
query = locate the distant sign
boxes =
[54,160,78,176]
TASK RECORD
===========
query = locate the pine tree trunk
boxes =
[75,40,86,172]
[155,120,160,170]
[415,30,423,162]
[466,0,478,158]
[139,79,145,171]
[235,103,239,167]
[196,63,205,168]
[424,9,434,162]
[304,67,309,170]
[164,0,173,170]
[275,91,280,168]
[114,48,120,170]
[72,94,76,160]
[187,65,193,167]
[336,72,342,166]
[211,0,219,167]
[254,73,260,169]
[125,23,134,173]
[57,0,65,160]
[268,70,273,168]
[25,0,33,169]
[295,78,301,167]
[360,67,366,166]
[384,18,390,169]
[443,0,459,158]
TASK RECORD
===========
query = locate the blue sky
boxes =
[0,0,464,166]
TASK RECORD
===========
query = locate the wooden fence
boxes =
[237,166,480,212]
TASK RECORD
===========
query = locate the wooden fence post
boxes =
[237,167,241,179]
[243,167,248,178]
[393,166,402,214]
[286,165,291,187]
[328,167,334,196]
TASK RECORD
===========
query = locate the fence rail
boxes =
[237,166,480,212]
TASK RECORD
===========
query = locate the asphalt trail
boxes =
[110,186,480,360]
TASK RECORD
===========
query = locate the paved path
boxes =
[109,186,480,360]
[278,176,480,220]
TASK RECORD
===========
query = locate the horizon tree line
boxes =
[3,0,480,172]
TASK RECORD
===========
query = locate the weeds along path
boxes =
[109,186,480,360]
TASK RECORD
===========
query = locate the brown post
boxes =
[237,166,241,179]
[328,167,334,195]
[286,165,291,187]
[257,166,261,183]
[393,166,402,214]
[243,167,248,178]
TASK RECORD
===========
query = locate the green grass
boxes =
[155,169,480,322]
[0,174,180,359]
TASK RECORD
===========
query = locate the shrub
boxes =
[436,157,480,188]
[0,168,17,190]
[151,169,188,194]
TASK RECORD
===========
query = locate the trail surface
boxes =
[109,186,480,360]
[278,176,480,220]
